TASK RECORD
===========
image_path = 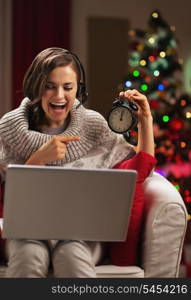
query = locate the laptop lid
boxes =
[2,164,137,241]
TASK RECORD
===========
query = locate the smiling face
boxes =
[41,65,78,128]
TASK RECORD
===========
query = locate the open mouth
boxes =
[49,102,67,110]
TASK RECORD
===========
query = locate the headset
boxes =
[62,49,88,107]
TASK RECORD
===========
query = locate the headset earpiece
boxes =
[77,83,88,102]
[76,83,88,108]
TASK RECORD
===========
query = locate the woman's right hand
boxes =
[25,136,80,165]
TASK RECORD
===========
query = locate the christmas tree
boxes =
[120,10,191,216]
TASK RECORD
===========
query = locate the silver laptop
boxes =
[2,164,137,241]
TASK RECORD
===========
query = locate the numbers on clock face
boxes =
[108,106,133,133]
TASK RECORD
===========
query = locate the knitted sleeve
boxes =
[0,99,51,161]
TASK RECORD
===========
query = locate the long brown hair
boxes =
[23,47,80,130]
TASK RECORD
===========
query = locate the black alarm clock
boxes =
[107,98,138,134]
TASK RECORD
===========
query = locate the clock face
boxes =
[108,106,133,133]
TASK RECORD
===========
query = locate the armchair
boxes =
[0,172,188,278]
[95,172,188,278]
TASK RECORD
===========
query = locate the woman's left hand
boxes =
[119,89,152,121]
[119,89,154,156]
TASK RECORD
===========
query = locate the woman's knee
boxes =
[6,240,50,277]
[52,241,96,278]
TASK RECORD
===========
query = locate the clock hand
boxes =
[120,111,124,121]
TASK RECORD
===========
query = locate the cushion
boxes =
[109,151,157,266]
[95,265,144,278]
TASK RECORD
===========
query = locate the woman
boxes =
[0,47,155,277]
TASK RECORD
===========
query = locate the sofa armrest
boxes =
[142,172,188,277]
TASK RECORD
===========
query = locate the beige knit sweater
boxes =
[0,98,135,179]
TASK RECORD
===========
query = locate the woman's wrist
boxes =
[138,114,153,126]
[25,152,45,165]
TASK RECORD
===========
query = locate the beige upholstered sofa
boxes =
[0,172,188,278]
[95,172,188,278]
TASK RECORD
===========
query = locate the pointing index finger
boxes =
[59,136,81,143]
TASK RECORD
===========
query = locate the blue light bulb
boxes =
[125,81,132,88]
[157,84,165,91]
